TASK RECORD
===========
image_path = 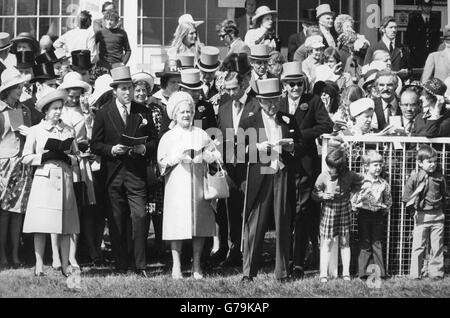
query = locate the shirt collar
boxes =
[0,100,14,112]
[382,36,394,49]
[116,99,131,112]
[42,119,65,132]
[382,98,397,110]
[363,174,382,183]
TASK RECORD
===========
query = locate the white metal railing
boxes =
[321,135,450,276]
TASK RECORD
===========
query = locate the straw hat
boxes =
[178,14,204,27]
[316,4,335,19]
[349,98,375,118]
[304,35,325,49]
[35,87,68,112]
[10,32,39,55]
[110,66,133,88]
[0,68,27,94]
[88,74,113,106]
[58,71,91,92]
[179,69,203,90]
[132,72,155,92]
[422,78,447,97]
[256,78,282,99]
[252,6,277,23]
[197,46,221,73]
[0,32,12,51]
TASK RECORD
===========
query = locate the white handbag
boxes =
[203,161,230,200]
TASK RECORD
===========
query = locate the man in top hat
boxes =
[217,20,251,57]
[364,16,407,72]
[15,50,35,78]
[91,65,157,277]
[238,78,302,282]
[197,46,221,104]
[215,57,259,267]
[71,50,94,84]
[178,53,195,70]
[178,68,217,130]
[95,9,131,70]
[54,10,96,62]
[406,0,441,69]
[287,9,316,62]
[0,33,16,77]
[316,4,338,48]
[248,44,278,97]
[279,62,333,278]
[422,27,450,82]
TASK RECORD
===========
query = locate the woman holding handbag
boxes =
[157,91,222,280]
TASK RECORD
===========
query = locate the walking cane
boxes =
[240,162,250,253]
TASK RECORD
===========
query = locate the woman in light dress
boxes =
[158,92,221,280]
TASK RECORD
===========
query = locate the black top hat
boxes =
[36,50,63,65]
[30,62,58,84]
[15,50,35,69]
[71,50,93,71]
[299,9,317,24]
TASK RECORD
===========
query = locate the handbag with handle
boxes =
[203,160,230,200]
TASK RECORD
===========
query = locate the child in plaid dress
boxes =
[313,148,363,282]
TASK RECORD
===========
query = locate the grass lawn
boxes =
[1,233,450,298]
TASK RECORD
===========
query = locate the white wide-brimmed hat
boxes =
[252,6,277,23]
[0,68,28,94]
[349,98,375,118]
[88,74,113,106]
[132,72,155,93]
[36,86,68,112]
[58,71,92,93]
[167,91,194,120]
[0,32,12,51]
[178,14,204,27]
[179,69,203,90]
[304,35,325,49]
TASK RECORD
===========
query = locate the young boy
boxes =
[403,145,449,280]
[352,150,392,279]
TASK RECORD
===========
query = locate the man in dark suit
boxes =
[406,0,441,69]
[287,9,316,62]
[364,16,407,72]
[216,65,260,267]
[371,69,402,132]
[178,68,217,131]
[316,4,338,49]
[279,62,333,278]
[91,66,157,277]
[235,0,258,42]
[239,78,302,282]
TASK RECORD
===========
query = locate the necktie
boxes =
[405,120,414,135]
[234,100,243,114]
[389,42,394,54]
[120,104,128,125]
[386,104,392,124]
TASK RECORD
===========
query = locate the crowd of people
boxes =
[0,0,449,284]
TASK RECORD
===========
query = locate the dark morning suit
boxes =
[322,28,339,49]
[287,30,307,62]
[280,94,334,269]
[216,95,261,258]
[406,12,441,69]
[91,100,157,270]
[239,109,301,279]
[373,97,402,132]
[364,40,406,72]
[193,99,217,131]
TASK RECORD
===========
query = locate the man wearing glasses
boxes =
[279,62,333,279]
[217,20,251,57]
[247,44,278,98]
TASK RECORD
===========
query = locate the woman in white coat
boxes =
[22,88,80,277]
[158,91,220,280]
[244,6,278,51]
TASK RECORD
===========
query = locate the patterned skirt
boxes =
[320,200,352,239]
[0,157,33,213]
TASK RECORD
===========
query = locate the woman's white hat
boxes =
[0,68,28,94]
[132,72,155,93]
[58,71,92,93]
[304,35,325,49]
[167,91,194,120]
[36,86,68,112]
[252,6,277,23]
[349,98,375,118]
[88,74,113,106]
[178,14,204,27]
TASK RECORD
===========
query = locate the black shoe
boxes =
[115,267,128,275]
[136,269,149,278]
[209,249,228,265]
[292,266,305,280]
[220,255,243,268]
[11,262,24,269]
[241,276,253,283]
